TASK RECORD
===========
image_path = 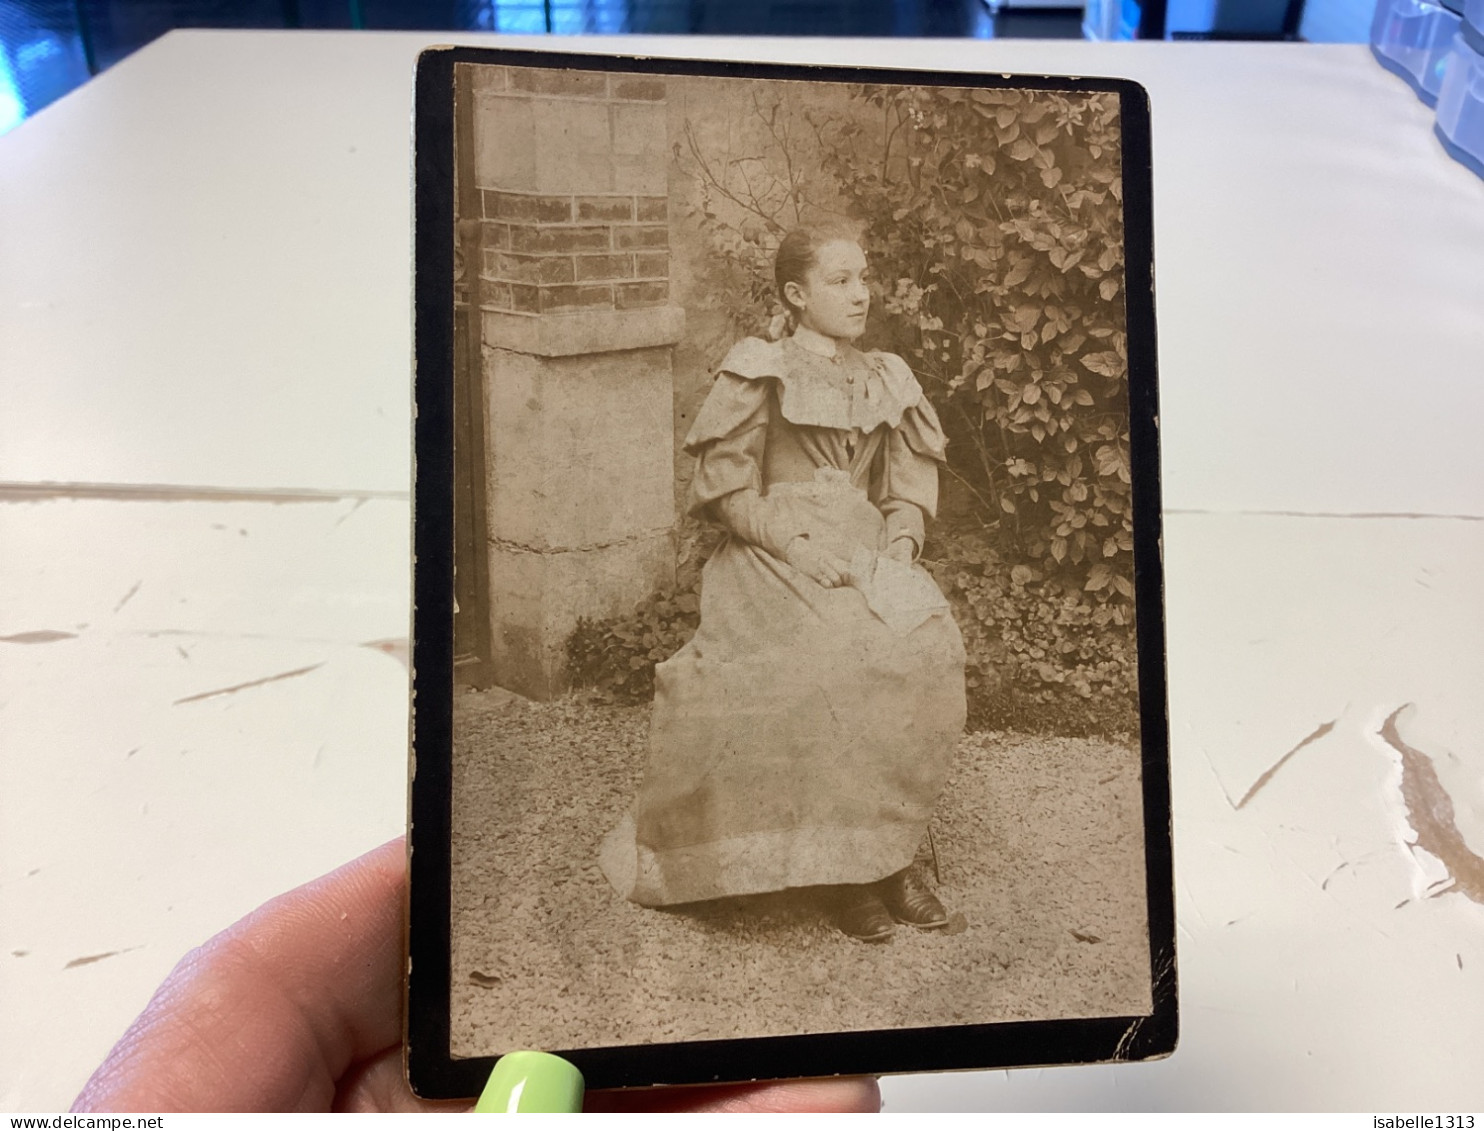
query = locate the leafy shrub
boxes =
[672,85,1136,618]
[924,529,1138,738]
[565,522,715,703]
[569,86,1141,736]
[826,86,1133,596]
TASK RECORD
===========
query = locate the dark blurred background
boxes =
[0,0,1371,133]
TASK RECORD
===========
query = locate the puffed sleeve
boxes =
[684,372,804,560]
[878,397,949,556]
[685,372,767,504]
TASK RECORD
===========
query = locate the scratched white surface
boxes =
[2,31,1481,1112]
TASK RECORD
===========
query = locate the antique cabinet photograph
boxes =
[409,49,1172,1094]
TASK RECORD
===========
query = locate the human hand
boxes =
[784,536,850,588]
[71,839,879,1114]
[884,536,916,565]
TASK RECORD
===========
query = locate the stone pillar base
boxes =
[488,531,675,700]
[483,325,681,699]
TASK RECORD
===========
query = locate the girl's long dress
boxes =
[600,336,967,907]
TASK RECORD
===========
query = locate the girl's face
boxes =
[786,240,870,342]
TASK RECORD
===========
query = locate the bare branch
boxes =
[941,456,998,520]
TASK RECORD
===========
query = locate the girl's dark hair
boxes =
[774,224,862,316]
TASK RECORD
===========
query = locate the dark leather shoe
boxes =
[830,885,895,943]
[876,867,949,929]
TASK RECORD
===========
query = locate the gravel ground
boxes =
[449,688,1151,1056]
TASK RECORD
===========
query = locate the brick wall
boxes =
[479,190,671,314]
[472,67,672,318]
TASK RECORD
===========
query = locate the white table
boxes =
[2,30,1481,1112]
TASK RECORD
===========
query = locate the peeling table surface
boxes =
[2,32,1482,1112]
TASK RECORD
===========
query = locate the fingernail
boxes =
[474,1050,585,1113]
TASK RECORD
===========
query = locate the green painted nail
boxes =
[475,1050,585,1113]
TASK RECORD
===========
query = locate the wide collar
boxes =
[715,336,924,433]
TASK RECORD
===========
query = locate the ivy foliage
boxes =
[825,86,1132,590]
[923,529,1138,737]
[566,523,713,703]
[566,84,1138,737]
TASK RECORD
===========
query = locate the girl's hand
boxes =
[885,537,916,565]
[784,536,850,588]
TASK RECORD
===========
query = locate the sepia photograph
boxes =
[414,52,1170,1084]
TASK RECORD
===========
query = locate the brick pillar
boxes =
[469,66,683,700]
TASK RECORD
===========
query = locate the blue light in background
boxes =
[488,0,634,34]
[0,0,94,135]
[0,43,24,133]
[0,0,1375,136]
[1083,0,1141,39]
